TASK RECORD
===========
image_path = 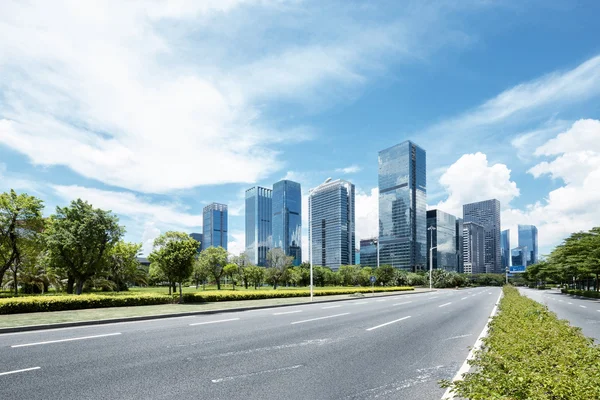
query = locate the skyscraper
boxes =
[463,222,485,274]
[501,229,510,270]
[511,246,528,267]
[463,199,501,274]
[245,186,272,266]
[518,225,538,266]
[426,209,457,272]
[203,203,228,250]
[308,178,355,271]
[456,218,464,273]
[272,180,302,266]
[359,238,378,267]
[378,141,426,271]
[189,232,203,253]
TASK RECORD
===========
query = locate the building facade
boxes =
[189,233,203,252]
[245,186,272,266]
[463,199,501,274]
[203,203,228,250]
[272,180,302,266]
[463,222,485,274]
[456,218,464,273]
[308,178,355,271]
[359,238,378,267]
[378,141,427,271]
[426,209,458,272]
[501,229,510,270]
[511,246,528,267]
[518,225,538,266]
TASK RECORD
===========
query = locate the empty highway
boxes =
[0,287,501,400]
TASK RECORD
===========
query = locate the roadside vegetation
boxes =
[442,285,600,399]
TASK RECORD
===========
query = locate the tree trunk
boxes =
[13,267,18,296]
[168,281,172,296]
[67,275,75,294]
[0,270,5,289]
[179,282,183,303]
[216,277,221,290]
[596,274,599,292]
[75,278,85,295]
[172,281,176,294]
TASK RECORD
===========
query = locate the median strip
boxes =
[0,367,40,376]
[11,332,121,348]
[189,318,240,326]
[366,316,411,331]
[290,313,350,325]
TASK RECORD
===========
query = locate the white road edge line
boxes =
[290,313,350,325]
[273,310,303,315]
[439,302,452,308]
[442,290,503,400]
[0,367,41,376]
[11,333,121,348]
[189,318,240,326]
[366,316,411,331]
[322,305,341,309]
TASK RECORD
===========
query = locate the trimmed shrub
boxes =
[442,286,600,399]
[561,288,600,299]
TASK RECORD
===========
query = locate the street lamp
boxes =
[371,238,380,268]
[428,226,436,291]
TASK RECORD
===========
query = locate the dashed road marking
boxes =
[0,367,40,376]
[290,313,350,325]
[366,316,411,331]
[190,318,240,326]
[11,333,121,348]
[439,302,452,308]
[273,310,303,315]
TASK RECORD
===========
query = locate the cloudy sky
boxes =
[1,0,599,258]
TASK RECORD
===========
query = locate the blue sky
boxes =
[1,0,600,258]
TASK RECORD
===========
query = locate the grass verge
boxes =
[441,285,600,400]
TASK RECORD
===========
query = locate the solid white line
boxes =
[0,367,40,376]
[290,313,350,325]
[11,333,121,348]
[439,302,452,308]
[273,310,303,315]
[366,316,411,331]
[322,305,341,309]
[189,318,240,326]
[211,364,302,383]
[579,305,587,309]
[442,291,503,400]
[393,301,412,306]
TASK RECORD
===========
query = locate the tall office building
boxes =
[518,225,538,266]
[463,222,485,274]
[511,246,528,267]
[378,141,426,271]
[245,187,272,266]
[501,229,510,270]
[463,199,501,274]
[308,178,355,271]
[203,203,228,250]
[426,209,457,272]
[272,180,302,266]
[359,238,378,267]
[456,218,464,273]
[189,233,203,253]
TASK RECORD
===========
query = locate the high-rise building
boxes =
[501,229,510,270]
[463,222,485,274]
[511,246,528,267]
[203,203,228,250]
[355,249,360,265]
[308,178,355,271]
[463,199,501,274]
[189,233,203,253]
[378,141,426,271]
[245,186,272,266]
[456,218,464,273]
[518,225,538,266]
[272,180,302,266]
[426,209,457,272]
[359,238,378,267]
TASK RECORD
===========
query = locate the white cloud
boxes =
[141,222,161,256]
[355,187,379,241]
[227,230,246,257]
[335,165,362,174]
[435,153,520,216]
[510,119,571,161]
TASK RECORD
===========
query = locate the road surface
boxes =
[0,287,501,400]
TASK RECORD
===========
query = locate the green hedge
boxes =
[443,286,600,399]
[561,288,600,299]
[182,286,414,303]
[0,294,174,314]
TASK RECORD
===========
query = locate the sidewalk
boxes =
[0,288,434,333]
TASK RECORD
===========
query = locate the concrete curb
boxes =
[0,289,435,334]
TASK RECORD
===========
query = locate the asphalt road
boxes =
[518,287,600,342]
[0,287,501,400]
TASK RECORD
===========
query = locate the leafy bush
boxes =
[561,288,600,299]
[442,286,600,399]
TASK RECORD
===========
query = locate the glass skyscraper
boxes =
[245,186,272,266]
[456,218,464,273]
[463,222,485,274]
[308,178,355,271]
[426,209,457,272]
[463,199,501,274]
[501,229,510,270]
[518,225,538,266]
[272,180,302,266]
[202,203,228,250]
[359,238,377,267]
[511,246,528,267]
[189,232,203,253]
[378,141,426,271]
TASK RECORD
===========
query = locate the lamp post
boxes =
[428,226,436,291]
[372,238,380,268]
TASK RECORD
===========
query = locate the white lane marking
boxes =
[366,316,411,331]
[290,313,350,325]
[461,297,468,300]
[189,318,240,326]
[322,305,341,309]
[0,367,40,376]
[568,302,573,305]
[211,364,303,383]
[393,301,412,306]
[353,301,368,305]
[579,305,587,309]
[597,310,600,312]
[439,302,452,308]
[11,333,121,348]
[442,291,503,400]
[443,333,473,341]
[273,310,303,315]
[430,296,439,299]
[376,299,387,302]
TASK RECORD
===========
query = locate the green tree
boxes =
[198,246,228,290]
[223,263,239,290]
[339,265,360,286]
[148,231,197,301]
[246,265,265,289]
[192,258,210,289]
[44,199,123,295]
[266,248,293,289]
[232,252,252,289]
[374,265,395,286]
[107,241,144,291]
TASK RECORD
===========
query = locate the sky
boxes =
[1,0,600,259]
